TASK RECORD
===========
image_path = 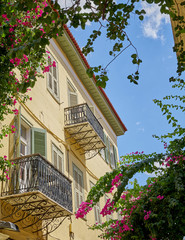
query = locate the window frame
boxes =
[47,53,60,101]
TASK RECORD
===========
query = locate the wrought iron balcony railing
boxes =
[64,103,105,153]
[0,154,72,214]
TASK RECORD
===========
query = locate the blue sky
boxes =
[68,3,183,184]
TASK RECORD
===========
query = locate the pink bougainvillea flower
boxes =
[23,54,28,62]
[43,66,50,73]
[11,125,16,133]
[9,27,14,32]
[6,175,10,180]
[39,28,46,33]
[10,59,14,64]
[52,61,56,67]
[157,195,164,200]
[12,109,19,115]
[13,99,17,105]
[75,200,93,219]
[144,210,151,220]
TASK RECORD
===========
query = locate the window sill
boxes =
[47,88,60,104]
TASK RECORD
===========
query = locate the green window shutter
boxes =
[70,92,78,106]
[90,181,101,224]
[107,137,111,165]
[32,128,47,158]
[105,134,109,163]
[73,164,84,211]
[113,145,118,168]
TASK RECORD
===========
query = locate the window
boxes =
[90,181,101,224]
[52,144,64,173]
[47,54,59,100]
[68,80,78,106]
[73,164,84,211]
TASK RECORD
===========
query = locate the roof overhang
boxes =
[55,27,127,136]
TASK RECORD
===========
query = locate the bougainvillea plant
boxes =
[0,0,66,179]
[75,74,185,239]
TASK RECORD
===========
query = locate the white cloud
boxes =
[136,121,141,125]
[138,127,145,132]
[58,0,92,25]
[145,161,166,177]
[58,0,92,13]
[141,2,170,41]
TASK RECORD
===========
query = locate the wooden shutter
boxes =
[110,143,115,169]
[90,181,101,223]
[70,92,78,106]
[100,132,106,160]
[58,154,63,173]
[95,202,101,223]
[74,169,79,209]
[48,58,53,90]
[104,134,109,163]
[32,128,47,158]
[107,137,111,165]
[113,145,118,169]
[73,165,84,211]
[47,55,59,100]
[105,136,111,164]
[52,144,64,172]
[54,150,58,168]
[68,81,78,106]
[78,173,83,205]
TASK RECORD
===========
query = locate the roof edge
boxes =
[63,25,127,132]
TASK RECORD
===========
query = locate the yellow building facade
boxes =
[0,26,126,240]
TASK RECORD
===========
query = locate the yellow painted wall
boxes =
[0,38,120,240]
[170,0,185,56]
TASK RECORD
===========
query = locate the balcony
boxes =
[64,103,105,153]
[0,154,72,235]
